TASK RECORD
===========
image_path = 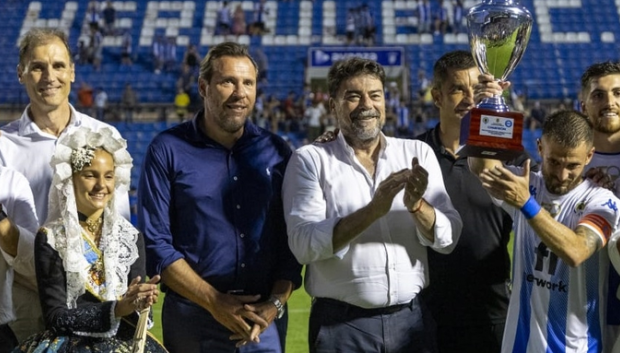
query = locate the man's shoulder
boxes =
[386,135,434,153]
[76,114,122,135]
[0,120,20,136]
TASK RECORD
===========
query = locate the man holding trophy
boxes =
[466,2,620,352]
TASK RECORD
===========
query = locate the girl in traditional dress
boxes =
[14,127,166,353]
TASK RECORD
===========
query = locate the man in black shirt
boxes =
[416,50,535,353]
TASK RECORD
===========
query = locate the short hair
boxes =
[432,50,476,90]
[542,110,593,149]
[199,42,258,83]
[18,28,73,70]
[327,57,386,98]
[580,61,620,94]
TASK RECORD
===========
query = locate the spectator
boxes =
[177,64,195,96]
[120,30,132,65]
[88,26,103,71]
[182,44,200,75]
[74,39,88,65]
[304,99,326,142]
[345,8,356,45]
[434,0,449,35]
[174,87,190,122]
[216,1,232,35]
[266,94,281,133]
[231,4,247,36]
[121,83,138,123]
[251,0,270,35]
[452,0,465,33]
[360,4,375,46]
[164,36,177,72]
[396,99,412,138]
[77,81,94,116]
[281,91,297,132]
[418,0,432,34]
[102,0,116,36]
[152,35,165,74]
[86,0,100,32]
[529,100,546,132]
[94,87,108,121]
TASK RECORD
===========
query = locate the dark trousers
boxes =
[309,297,437,353]
[0,324,18,353]
[436,322,505,353]
[162,292,282,353]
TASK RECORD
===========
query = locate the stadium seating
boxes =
[3,0,616,169]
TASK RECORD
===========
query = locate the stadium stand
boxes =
[1,0,619,180]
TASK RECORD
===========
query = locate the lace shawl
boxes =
[45,127,136,309]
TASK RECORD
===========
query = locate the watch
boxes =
[269,295,285,319]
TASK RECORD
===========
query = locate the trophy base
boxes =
[459,107,525,161]
[457,144,524,160]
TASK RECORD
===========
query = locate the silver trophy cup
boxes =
[467,0,532,112]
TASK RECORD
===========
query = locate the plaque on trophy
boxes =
[459,0,533,160]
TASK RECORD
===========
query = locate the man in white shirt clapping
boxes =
[282,57,462,353]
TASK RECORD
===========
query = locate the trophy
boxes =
[459,0,533,160]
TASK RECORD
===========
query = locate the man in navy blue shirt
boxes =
[138,42,302,353]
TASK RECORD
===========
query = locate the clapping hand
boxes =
[404,157,428,212]
[479,159,531,208]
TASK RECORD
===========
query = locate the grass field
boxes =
[149,233,514,352]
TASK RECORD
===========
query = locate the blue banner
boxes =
[309,47,404,67]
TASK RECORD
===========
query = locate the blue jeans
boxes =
[309,296,437,353]
[162,292,282,353]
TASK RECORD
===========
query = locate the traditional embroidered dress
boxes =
[12,127,167,353]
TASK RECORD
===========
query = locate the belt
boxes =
[314,297,414,317]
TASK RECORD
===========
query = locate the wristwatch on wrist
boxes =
[269,295,285,319]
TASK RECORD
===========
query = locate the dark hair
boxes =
[542,110,593,149]
[199,42,258,83]
[580,61,620,94]
[432,50,476,90]
[19,28,73,70]
[327,57,385,98]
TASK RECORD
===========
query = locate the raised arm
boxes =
[478,162,617,267]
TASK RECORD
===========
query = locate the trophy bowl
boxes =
[459,0,533,160]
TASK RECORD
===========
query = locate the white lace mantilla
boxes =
[45,215,139,308]
[45,126,136,309]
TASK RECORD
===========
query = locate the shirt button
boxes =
[240,233,245,238]
[233,176,238,181]
[236,204,241,209]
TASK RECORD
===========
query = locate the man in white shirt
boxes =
[469,108,620,353]
[0,167,39,353]
[282,57,462,353]
[1,28,129,342]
